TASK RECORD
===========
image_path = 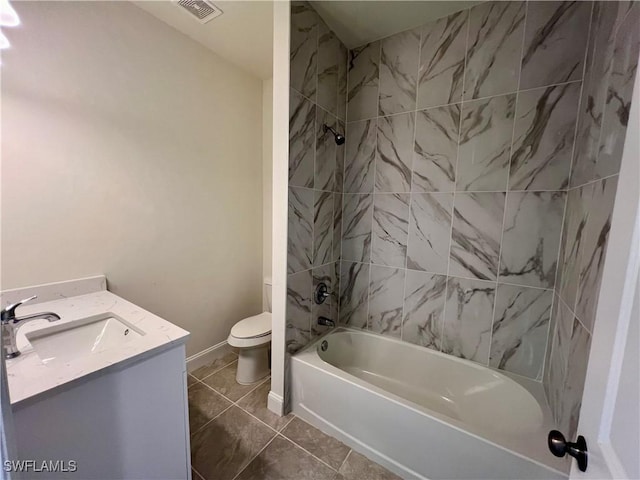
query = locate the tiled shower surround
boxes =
[544,1,639,440]
[287,2,347,354]
[287,0,638,438]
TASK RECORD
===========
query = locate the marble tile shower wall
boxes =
[338,0,630,385]
[543,1,639,440]
[287,1,348,354]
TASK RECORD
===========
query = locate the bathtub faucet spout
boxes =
[317,316,335,328]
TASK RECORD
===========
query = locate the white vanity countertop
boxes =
[3,277,190,406]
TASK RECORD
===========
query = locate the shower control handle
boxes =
[314,283,330,305]
[548,430,588,472]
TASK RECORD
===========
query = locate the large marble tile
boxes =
[347,42,380,122]
[412,104,460,192]
[315,108,337,192]
[290,1,317,100]
[313,190,334,267]
[341,193,372,263]
[338,451,402,480]
[449,192,505,281]
[202,363,259,402]
[311,264,334,337]
[489,284,552,380]
[402,271,447,350]
[188,382,232,433]
[418,11,468,109]
[500,191,565,289]
[236,436,336,480]
[376,112,414,193]
[288,186,314,274]
[368,265,405,337]
[570,2,631,187]
[406,193,453,274]
[191,406,276,480]
[520,1,591,90]
[191,351,238,380]
[559,318,592,439]
[236,380,294,432]
[339,261,370,328]
[286,270,312,354]
[281,417,351,469]
[317,21,340,116]
[379,27,420,116]
[289,90,315,189]
[557,183,594,311]
[344,119,376,193]
[509,82,581,191]
[464,1,525,100]
[338,42,348,121]
[457,94,516,191]
[372,193,410,268]
[576,177,618,332]
[596,4,640,179]
[442,277,496,364]
[332,193,342,262]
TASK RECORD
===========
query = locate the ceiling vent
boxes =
[175,0,223,24]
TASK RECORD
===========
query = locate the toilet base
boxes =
[236,345,270,385]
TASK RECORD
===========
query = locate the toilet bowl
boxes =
[227,278,272,384]
[228,312,271,384]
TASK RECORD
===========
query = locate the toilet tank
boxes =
[263,277,272,312]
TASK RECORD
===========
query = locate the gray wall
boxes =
[287,1,347,354]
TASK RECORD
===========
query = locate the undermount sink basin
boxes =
[25,313,144,367]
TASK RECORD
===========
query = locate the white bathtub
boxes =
[291,328,568,479]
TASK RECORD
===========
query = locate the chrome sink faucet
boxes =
[1,295,60,359]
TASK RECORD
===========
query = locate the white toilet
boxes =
[227,278,272,384]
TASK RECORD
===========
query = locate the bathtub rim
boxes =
[293,327,568,477]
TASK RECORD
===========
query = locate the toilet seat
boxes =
[228,312,272,348]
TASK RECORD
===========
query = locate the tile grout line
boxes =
[336,258,557,291]
[274,431,344,474]
[337,448,352,473]
[565,1,595,191]
[191,466,206,480]
[347,79,582,124]
[344,79,584,125]
[400,24,424,342]
[486,0,529,368]
[192,356,238,383]
[229,432,280,480]
[438,5,472,355]
[190,403,235,438]
[364,40,382,333]
[189,374,270,436]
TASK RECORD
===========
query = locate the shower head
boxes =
[323,124,345,145]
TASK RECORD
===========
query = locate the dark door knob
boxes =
[548,430,588,472]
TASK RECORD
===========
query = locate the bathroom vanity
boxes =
[2,276,191,480]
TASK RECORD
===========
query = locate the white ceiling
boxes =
[132,1,274,80]
[310,1,481,49]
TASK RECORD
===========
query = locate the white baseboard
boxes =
[267,391,284,416]
[186,340,235,373]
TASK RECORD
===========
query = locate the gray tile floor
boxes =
[188,354,401,480]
